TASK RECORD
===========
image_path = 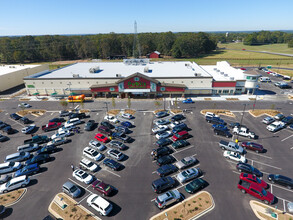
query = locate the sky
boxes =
[0,0,293,36]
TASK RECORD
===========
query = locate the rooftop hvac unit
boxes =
[72,74,80,78]
[213,68,217,71]
[224,74,228,77]
[194,73,201,77]
[217,70,220,72]
[116,74,122,77]
[144,66,149,73]
[220,72,224,75]
[89,66,100,73]
[230,77,234,80]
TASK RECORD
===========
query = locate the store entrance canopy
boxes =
[124,89,151,93]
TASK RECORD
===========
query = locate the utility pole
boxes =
[67,82,74,109]
[104,102,109,117]
[236,104,247,142]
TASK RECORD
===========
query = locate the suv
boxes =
[151,146,172,160]
[14,163,40,177]
[152,176,175,193]
[83,147,103,161]
[108,141,127,151]
[214,127,232,138]
[5,152,31,163]
[155,189,181,209]
[112,132,131,143]
[98,126,113,136]
[0,175,30,193]
[172,123,188,134]
[236,162,263,177]
[281,116,293,125]
[79,158,99,172]
[155,138,173,148]
[171,131,189,142]
[19,117,30,124]
[107,149,125,161]
[206,116,226,125]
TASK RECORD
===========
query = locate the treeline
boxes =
[243,31,293,45]
[0,32,216,63]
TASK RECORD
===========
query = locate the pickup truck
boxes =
[237,179,275,204]
[42,122,62,132]
[233,126,256,139]
[24,135,50,145]
[219,140,244,154]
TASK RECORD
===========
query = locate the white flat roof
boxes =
[36,61,211,79]
[0,64,40,76]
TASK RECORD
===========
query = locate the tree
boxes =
[174,97,178,108]
[154,101,162,109]
[60,100,68,110]
[112,97,116,108]
[288,39,293,48]
[127,97,131,109]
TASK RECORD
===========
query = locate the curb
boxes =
[5,188,27,207]
[149,191,215,220]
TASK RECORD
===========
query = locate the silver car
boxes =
[155,189,181,209]
[89,140,106,151]
[62,181,81,198]
[0,175,11,184]
[175,156,197,170]
[176,168,200,183]
[107,149,124,161]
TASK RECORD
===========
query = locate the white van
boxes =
[0,175,30,193]
[65,118,81,126]
[259,77,271,82]
[17,143,39,152]
[0,162,22,174]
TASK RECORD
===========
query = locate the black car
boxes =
[114,126,129,134]
[185,178,208,194]
[206,116,226,125]
[278,83,292,89]
[281,116,293,125]
[84,120,95,131]
[155,138,173,148]
[20,117,30,124]
[59,111,70,117]
[25,154,50,165]
[171,114,185,122]
[152,176,175,193]
[10,113,21,120]
[36,145,57,155]
[103,158,121,171]
[49,118,65,123]
[151,146,172,160]
[156,155,176,166]
[0,134,9,142]
[156,164,178,177]
[236,162,263,177]
[69,112,86,119]
[0,123,9,130]
[100,121,115,129]
[155,111,169,118]
[171,140,190,149]
[112,132,131,143]
[268,174,293,189]
[2,126,14,134]
[108,140,127,150]
[214,127,232,138]
[172,123,188,134]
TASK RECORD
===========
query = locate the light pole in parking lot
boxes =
[104,102,109,117]
[236,103,247,143]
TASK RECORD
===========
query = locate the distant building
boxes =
[0,64,48,92]
[147,51,161,59]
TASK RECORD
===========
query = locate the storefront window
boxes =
[218,90,222,94]
[223,90,229,94]
[230,90,234,94]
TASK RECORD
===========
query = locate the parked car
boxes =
[155,189,181,209]
[47,137,69,147]
[114,126,129,134]
[239,173,269,189]
[152,125,169,134]
[5,152,31,163]
[0,134,8,142]
[95,133,109,143]
[214,127,232,138]
[86,194,113,216]
[182,98,194,104]
[98,126,112,136]
[175,156,197,170]
[49,118,65,123]
[274,113,285,120]
[19,117,30,124]
[266,121,285,132]
[25,154,50,165]
[155,119,170,126]
[0,175,30,194]
[262,116,275,125]
[84,120,96,131]
[107,149,125,161]
[0,175,11,184]
[156,131,172,140]
[155,111,169,118]
[156,155,176,166]
[223,151,246,163]
[229,122,241,128]
[241,142,264,153]
[36,145,57,155]
[18,103,31,108]
[112,132,131,143]
[51,130,71,140]
[2,126,13,135]
[10,113,21,120]
[121,121,132,128]
[83,147,103,161]
[156,164,178,177]
[151,147,172,160]
[206,116,226,125]
[172,123,188,134]
[103,158,122,171]
[0,162,22,174]
[152,176,175,193]
[79,158,99,172]
[100,121,115,129]
[92,179,114,196]
[42,122,62,132]
[236,162,263,177]
[21,124,36,134]
[104,115,119,124]
[62,181,81,198]
[155,138,173,148]
[72,169,94,184]
[287,202,293,213]
[171,130,189,142]
[185,178,208,194]
[59,110,70,117]
[17,143,39,153]
[14,163,40,177]
[108,140,127,151]
[281,116,293,125]
[121,113,133,119]
[171,114,185,122]
[89,140,106,151]
[268,174,293,189]
[68,112,86,119]
[171,140,190,149]
[177,168,200,183]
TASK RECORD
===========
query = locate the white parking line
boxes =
[247,151,272,159]
[281,134,293,142]
[96,113,99,115]
[250,160,282,170]
[103,169,121,178]
[271,185,273,194]
[291,146,293,150]
[8,118,25,127]
[272,183,293,193]
[5,113,8,115]
[173,145,194,154]
[51,112,54,115]
[283,200,286,213]
[68,178,93,194]
[77,193,91,204]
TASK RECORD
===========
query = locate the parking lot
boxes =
[0,95,292,219]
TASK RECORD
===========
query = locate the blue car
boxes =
[182,98,194,104]
[121,121,132,128]
[212,124,229,130]
[14,163,40,177]
[289,124,293,130]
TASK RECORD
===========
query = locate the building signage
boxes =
[27,85,35,88]
[127,81,146,89]
[150,82,156,92]
[118,82,124,92]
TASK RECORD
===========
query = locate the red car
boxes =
[239,173,269,189]
[92,179,114,196]
[171,130,189,142]
[240,68,246,70]
[241,142,264,153]
[41,122,62,132]
[95,133,109,143]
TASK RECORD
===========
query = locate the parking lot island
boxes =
[48,193,100,220]
[149,191,214,220]
[0,189,26,207]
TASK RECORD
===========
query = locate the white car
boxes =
[0,175,30,194]
[89,140,106,151]
[155,131,172,139]
[170,121,181,128]
[51,130,71,140]
[266,121,285,132]
[21,124,36,134]
[80,158,99,172]
[87,194,113,216]
[58,123,76,133]
[154,119,170,126]
[72,169,94,184]
[121,113,133,119]
[152,125,168,134]
[104,115,119,124]
[18,103,31,108]
[205,112,218,118]
[223,150,246,163]
[83,147,103,161]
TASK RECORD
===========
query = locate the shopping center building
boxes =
[23,60,258,98]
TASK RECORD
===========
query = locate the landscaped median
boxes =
[48,193,100,220]
[16,109,46,117]
[248,109,281,117]
[0,189,26,207]
[200,109,235,118]
[150,191,214,220]
[250,200,293,220]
